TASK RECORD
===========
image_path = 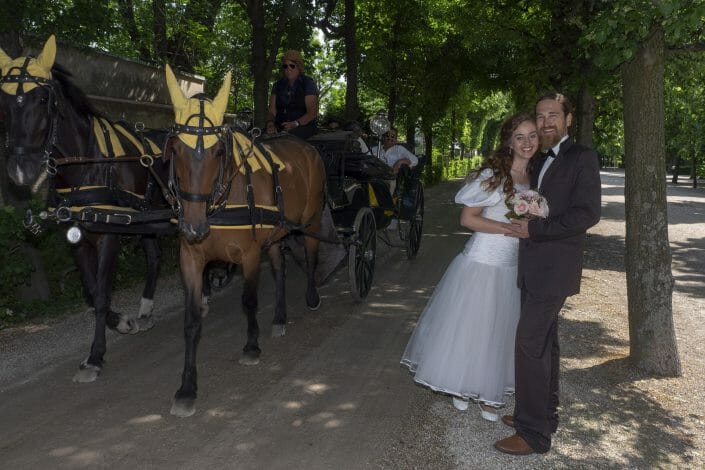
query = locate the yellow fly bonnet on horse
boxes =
[0,35,55,95]
[165,63,230,150]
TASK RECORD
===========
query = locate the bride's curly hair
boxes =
[467,111,536,197]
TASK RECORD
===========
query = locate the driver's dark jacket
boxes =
[271,75,318,136]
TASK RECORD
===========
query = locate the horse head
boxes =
[0,35,58,187]
[165,64,232,243]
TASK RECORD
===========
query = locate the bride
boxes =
[400,112,538,421]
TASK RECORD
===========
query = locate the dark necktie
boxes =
[546,149,556,159]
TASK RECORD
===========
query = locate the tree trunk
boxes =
[405,117,415,151]
[576,85,595,149]
[152,0,168,62]
[343,0,361,123]
[387,80,399,126]
[118,0,151,61]
[245,0,290,127]
[449,108,456,160]
[622,25,681,376]
[671,155,680,184]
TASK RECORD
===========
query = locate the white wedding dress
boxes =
[400,169,524,406]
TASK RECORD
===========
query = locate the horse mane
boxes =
[51,62,103,118]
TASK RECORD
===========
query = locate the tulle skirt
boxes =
[400,251,520,406]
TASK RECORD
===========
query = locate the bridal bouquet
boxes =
[506,189,549,219]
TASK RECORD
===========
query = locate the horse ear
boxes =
[0,44,12,68]
[212,71,231,118]
[165,63,187,110]
[36,35,57,71]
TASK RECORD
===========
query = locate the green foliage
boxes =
[424,154,483,187]
[0,207,33,325]
[665,54,705,177]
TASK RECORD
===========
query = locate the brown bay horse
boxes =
[0,36,173,382]
[164,65,325,417]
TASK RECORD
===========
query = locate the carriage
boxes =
[307,113,425,300]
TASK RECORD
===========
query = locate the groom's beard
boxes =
[539,128,562,151]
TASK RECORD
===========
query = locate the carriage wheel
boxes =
[208,261,238,290]
[406,185,424,259]
[348,207,377,301]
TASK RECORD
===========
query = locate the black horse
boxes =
[0,36,174,382]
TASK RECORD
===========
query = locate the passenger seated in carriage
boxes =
[265,50,319,139]
[371,127,419,194]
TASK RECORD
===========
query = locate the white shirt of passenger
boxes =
[371,144,419,168]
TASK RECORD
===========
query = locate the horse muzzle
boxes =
[6,151,43,187]
[179,218,210,243]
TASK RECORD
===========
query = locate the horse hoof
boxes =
[307,294,322,311]
[171,398,196,418]
[73,361,101,383]
[138,297,154,317]
[239,355,260,366]
[271,324,286,337]
[113,315,139,335]
[137,315,155,332]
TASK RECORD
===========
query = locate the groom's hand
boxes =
[506,219,530,238]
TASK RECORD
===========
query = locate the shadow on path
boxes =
[556,357,697,468]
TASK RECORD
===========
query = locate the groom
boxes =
[497,93,601,454]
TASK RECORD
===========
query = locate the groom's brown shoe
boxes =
[494,433,534,455]
[501,415,515,428]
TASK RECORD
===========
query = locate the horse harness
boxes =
[167,96,299,239]
[1,56,60,165]
[1,58,174,232]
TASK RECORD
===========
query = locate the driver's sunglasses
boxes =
[281,63,297,70]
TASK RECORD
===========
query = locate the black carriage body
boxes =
[309,131,396,230]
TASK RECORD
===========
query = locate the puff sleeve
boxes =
[454,169,502,207]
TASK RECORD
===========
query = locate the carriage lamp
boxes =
[66,224,83,244]
[370,109,390,136]
[234,109,253,131]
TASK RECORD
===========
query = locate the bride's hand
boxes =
[497,222,515,234]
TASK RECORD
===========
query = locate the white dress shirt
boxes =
[537,135,569,190]
[371,144,419,168]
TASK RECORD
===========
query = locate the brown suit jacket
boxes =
[517,138,601,297]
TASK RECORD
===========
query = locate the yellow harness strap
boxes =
[232,133,284,174]
[92,117,127,157]
[114,123,145,154]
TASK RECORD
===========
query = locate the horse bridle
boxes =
[166,95,234,217]
[0,56,61,174]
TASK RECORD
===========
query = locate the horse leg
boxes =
[239,251,262,365]
[73,234,121,383]
[268,243,287,337]
[73,239,99,313]
[304,234,321,310]
[171,250,205,418]
[200,263,212,317]
[115,235,162,334]
[135,234,161,331]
